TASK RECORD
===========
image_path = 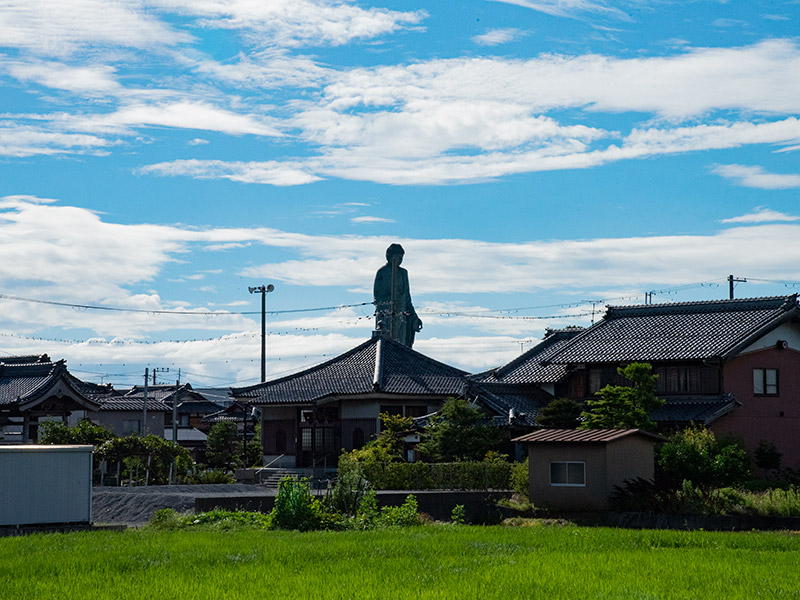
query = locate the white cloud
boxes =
[489,0,629,19]
[0,123,112,157]
[473,28,525,46]
[721,207,800,224]
[711,164,800,190]
[0,0,191,57]
[157,0,426,48]
[67,101,283,136]
[351,216,395,224]
[140,158,321,185]
[4,59,120,94]
[188,138,209,145]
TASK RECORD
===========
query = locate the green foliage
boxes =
[537,398,582,429]
[657,426,750,488]
[205,421,241,471]
[97,434,191,485]
[186,469,235,484]
[348,460,511,490]
[510,458,529,499]
[743,487,800,516]
[148,508,272,531]
[39,419,115,446]
[580,362,664,430]
[6,526,800,599]
[451,504,466,525]
[271,477,323,531]
[326,457,372,516]
[377,495,423,527]
[417,397,503,462]
[754,440,782,472]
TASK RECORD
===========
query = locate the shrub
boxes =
[186,469,235,484]
[326,458,372,516]
[510,459,529,499]
[271,477,323,531]
[148,508,272,531]
[451,504,466,525]
[657,426,750,488]
[377,495,423,527]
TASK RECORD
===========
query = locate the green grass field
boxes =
[2,525,798,599]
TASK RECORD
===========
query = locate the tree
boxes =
[537,398,582,429]
[39,419,115,446]
[417,397,503,462]
[346,412,413,465]
[580,362,664,430]
[205,421,240,471]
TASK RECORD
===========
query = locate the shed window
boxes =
[550,461,585,487]
[753,368,778,396]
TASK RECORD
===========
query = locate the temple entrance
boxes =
[297,406,340,468]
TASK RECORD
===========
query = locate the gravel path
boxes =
[92,484,276,526]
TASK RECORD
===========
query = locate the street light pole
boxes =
[248,284,274,383]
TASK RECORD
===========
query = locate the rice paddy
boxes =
[2,524,799,599]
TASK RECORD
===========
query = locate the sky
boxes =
[1,0,799,390]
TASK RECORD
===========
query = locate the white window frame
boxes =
[550,461,586,487]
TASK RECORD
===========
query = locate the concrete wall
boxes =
[716,345,800,469]
[0,445,92,526]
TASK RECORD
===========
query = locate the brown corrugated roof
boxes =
[512,428,666,444]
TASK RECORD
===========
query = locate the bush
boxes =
[148,508,272,531]
[326,458,372,516]
[510,459,529,499]
[377,494,423,527]
[186,469,235,484]
[271,477,324,531]
[657,426,750,488]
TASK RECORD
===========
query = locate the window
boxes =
[754,369,778,396]
[550,461,585,487]
[123,419,140,434]
[352,427,365,449]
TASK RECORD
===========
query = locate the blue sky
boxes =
[1,0,799,388]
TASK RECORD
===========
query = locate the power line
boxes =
[0,291,372,316]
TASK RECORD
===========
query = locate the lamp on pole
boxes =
[248,284,274,383]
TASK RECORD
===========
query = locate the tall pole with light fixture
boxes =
[248,284,274,383]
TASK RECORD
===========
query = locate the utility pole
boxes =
[142,367,149,435]
[152,367,170,386]
[728,274,747,300]
[248,284,275,383]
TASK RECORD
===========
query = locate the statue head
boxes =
[386,243,404,264]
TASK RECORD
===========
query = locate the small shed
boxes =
[512,429,665,511]
[0,445,93,527]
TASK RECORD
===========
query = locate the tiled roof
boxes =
[232,334,468,405]
[472,329,583,384]
[548,295,799,364]
[469,383,552,426]
[513,428,666,443]
[653,394,738,425]
[0,358,99,410]
[97,398,171,412]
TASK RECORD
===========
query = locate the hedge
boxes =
[356,461,512,490]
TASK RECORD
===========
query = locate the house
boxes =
[231,331,471,468]
[0,355,100,444]
[468,328,583,425]
[513,428,665,511]
[537,295,800,468]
